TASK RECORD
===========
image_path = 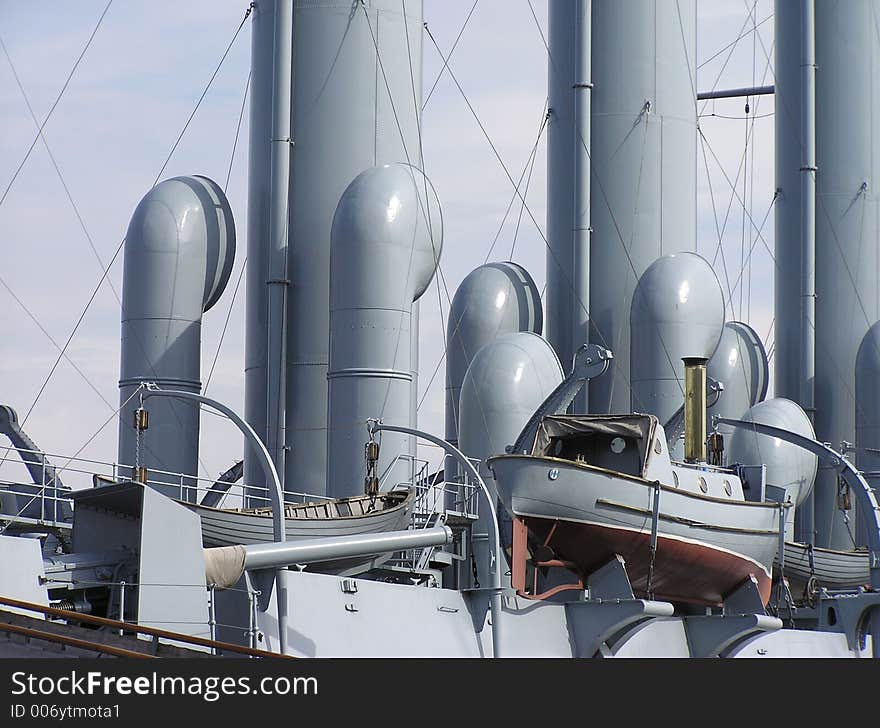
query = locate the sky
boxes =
[0,0,776,491]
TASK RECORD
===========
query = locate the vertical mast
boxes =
[546,1,577,379]
[572,0,591,411]
[265,0,293,484]
[774,0,811,540]
[799,0,816,423]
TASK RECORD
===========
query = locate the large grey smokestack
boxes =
[326,163,441,499]
[811,0,880,550]
[588,0,697,415]
[283,0,424,496]
[118,175,235,499]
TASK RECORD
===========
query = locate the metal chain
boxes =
[470,536,480,589]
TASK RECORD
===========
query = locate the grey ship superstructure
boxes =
[2,0,880,658]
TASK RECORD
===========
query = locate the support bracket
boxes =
[817,591,880,653]
[684,614,782,658]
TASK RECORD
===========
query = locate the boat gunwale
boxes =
[487,454,784,510]
[179,487,415,522]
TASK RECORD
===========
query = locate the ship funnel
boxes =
[326,164,442,499]
[118,175,235,499]
[683,358,708,462]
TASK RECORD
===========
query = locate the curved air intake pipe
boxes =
[327,164,441,499]
[629,252,724,428]
[118,175,235,500]
[444,262,542,449]
[458,332,562,589]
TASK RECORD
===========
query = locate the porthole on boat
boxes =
[723,479,732,496]
[699,476,708,493]
[549,468,559,481]
[672,471,679,487]
[611,437,626,454]
[654,438,662,454]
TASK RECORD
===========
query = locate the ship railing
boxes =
[0,581,278,656]
[381,452,480,574]
[0,447,331,530]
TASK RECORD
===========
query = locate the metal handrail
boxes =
[0,595,290,658]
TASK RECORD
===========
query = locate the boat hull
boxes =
[181,490,415,576]
[780,541,870,598]
[489,455,780,605]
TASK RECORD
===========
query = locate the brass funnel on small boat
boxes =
[683,357,708,463]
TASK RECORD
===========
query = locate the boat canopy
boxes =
[531,414,658,477]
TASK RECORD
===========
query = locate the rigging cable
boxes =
[422,0,479,111]
[2,30,252,476]
[0,0,114,211]
[523,0,687,408]
[204,70,253,395]
[9,4,254,466]
[415,103,549,414]
[357,1,444,427]
[426,13,640,406]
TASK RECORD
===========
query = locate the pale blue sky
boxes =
[0,1,775,486]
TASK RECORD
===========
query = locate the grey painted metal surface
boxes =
[856,321,880,545]
[243,0,275,492]
[588,0,697,415]
[118,176,235,498]
[0,536,48,612]
[812,0,880,549]
[545,0,591,407]
[511,343,612,456]
[717,415,880,657]
[370,421,504,658]
[243,524,451,571]
[458,332,562,589]
[284,0,425,497]
[546,0,576,376]
[189,490,414,578]
[572,0,591,412]
[773,0,805,407]
[0,406,64,491]
[141,386,288,653]
[327,164,441,499]
[697,84,774,101]
[799,0,816,425]
[706,321,769,422]
[445,263,542,447]
[630,252,725,426]
[726,399,818,537]
[141,387,285,544]
[459,333,563,474]
[242,0,293,496]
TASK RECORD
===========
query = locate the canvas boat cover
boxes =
[530,413,657,456]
